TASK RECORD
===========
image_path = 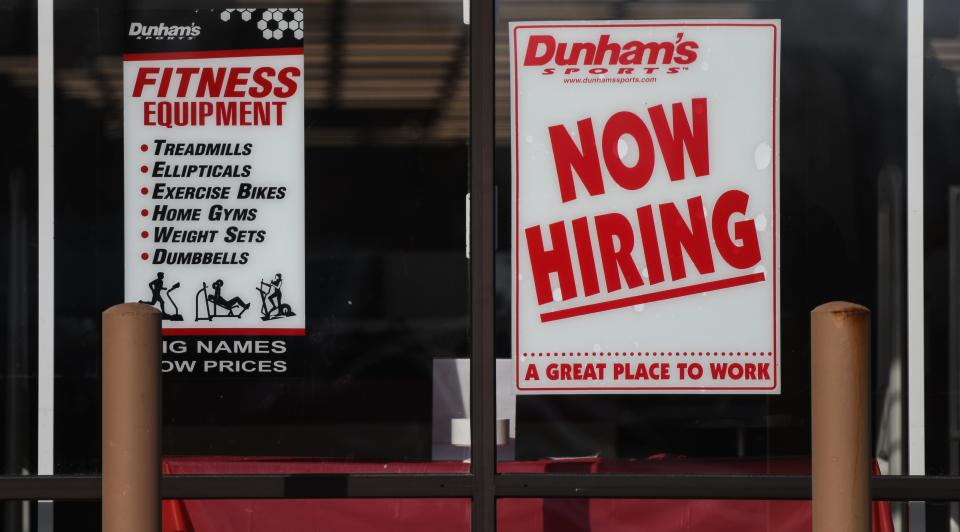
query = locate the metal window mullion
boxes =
[4,474,960,502]
[37,0,55,528]
[37,0,54,481]
[906,0,926,526]
[468,0,496,528]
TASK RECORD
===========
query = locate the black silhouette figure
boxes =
[195,279,249,321]
[140,272,167,313]
[138,272,184,321]
[211,279,248,311]
[268,273,283,310]
[257,273,295,321]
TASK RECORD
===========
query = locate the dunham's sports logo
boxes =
[522,33,699,77]
[128,22,201,40]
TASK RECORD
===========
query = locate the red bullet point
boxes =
[140,209,148,217]
[140,144,148,152]
[140,187,149,195]
[140,165,148,173]
[141,230,149,239]
[140,252,149,261]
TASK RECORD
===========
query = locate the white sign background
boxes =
[123,53,305,334]
[511,21,780,394]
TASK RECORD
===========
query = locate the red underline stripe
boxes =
[162,328,305,336]
[539,272,766,323]
[123,47,304,61]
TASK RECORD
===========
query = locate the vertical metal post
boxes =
[469,0,495,527]
[102,303,161,532]
[811,302,871,532]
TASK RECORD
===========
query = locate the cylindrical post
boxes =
[102,303,161,532]
[811,301,871,532]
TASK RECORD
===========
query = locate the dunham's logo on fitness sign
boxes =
[128,22,202,40]
[511,21,780,394]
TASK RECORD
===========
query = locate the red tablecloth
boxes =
[162,456,894,532]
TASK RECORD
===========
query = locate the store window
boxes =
[495,0,906,475]
[51,0,469,473]
[0,0,958,530]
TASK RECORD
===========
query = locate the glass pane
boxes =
[53,500,470,532]
[0,3,38,531]
[495,0,908,472]
[924,0,960,470]
[924,0,960,527]
[52,0,469,473]
[498,498,905,532]
[1,502,36,532]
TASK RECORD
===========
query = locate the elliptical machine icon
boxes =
[257,273,295,321]
[138,272,183,321]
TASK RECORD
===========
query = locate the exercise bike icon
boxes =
[195,279,250,321]
[257,273,295,321]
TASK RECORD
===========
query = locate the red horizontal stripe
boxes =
[540,272,766,323]
[162,328,305,337]
[123,47,304,61]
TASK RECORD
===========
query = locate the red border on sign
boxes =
[123,47,304,61]
[513,22,779,392]
[162,328,306,336]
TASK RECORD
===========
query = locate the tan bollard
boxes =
[811,302,871,532]
[102,303,162,532]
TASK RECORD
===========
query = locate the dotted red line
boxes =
[520,351,774,358]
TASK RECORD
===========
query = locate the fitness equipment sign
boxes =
[123,9,305,374]
[511,21,780,394]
